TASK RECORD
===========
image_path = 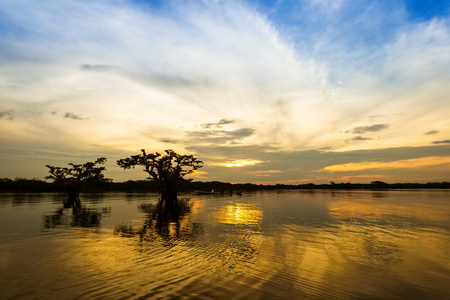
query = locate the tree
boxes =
[117,149,203,200]
[371,180,388,189]
[45,157,110,207]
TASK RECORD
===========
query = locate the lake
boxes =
[1,190,449,299]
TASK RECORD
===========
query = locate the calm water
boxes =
[0,190,449,299]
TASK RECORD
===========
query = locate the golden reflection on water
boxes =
[327,196,450,262]
[215,203,263,225]
[328,198,450,224]
[2,192,450,299]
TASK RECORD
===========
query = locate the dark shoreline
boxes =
[1,178,449,193]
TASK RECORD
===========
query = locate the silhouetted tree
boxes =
[371,180,388,189]
[45,157,110,207]
[117,149,203,201]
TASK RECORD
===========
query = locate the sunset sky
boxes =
[1,0,449,184]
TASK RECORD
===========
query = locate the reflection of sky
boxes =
[327,190,450,225]
[256,191,332,226]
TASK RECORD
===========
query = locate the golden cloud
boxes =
[324,156,450,172]
[188,170,209,179]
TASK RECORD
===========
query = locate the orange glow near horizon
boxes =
[251,170,282,177]
[324,156,450,172]
[188,170,209,179]
[210,159,263,168]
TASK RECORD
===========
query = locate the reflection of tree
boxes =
[114,198,259,271]
[42,196,110,229]
[115,198,202,241]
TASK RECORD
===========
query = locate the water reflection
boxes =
[328,196,450,225]
[216,203,263,225]
[42,195,110,229]
[0,193,47,207]
[42,205,110,229]
[1,191,450,299]
[371,191,388,199]
[115,198,202,241]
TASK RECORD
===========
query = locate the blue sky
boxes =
[0,0,449,183]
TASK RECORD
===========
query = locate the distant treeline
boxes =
[1,178,450,193]
[0,178,158,193]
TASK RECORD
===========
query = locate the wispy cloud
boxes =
[159,138,180,144]
[432,140,450,144]
[352,136,372,141]
[251,170,282,177]
[80,64,117,72]
[186,127,255,145]
[424,130,439,135]
[0,111,14,120]
[64,112,85,120]
[201,119,235,129]
[352,124,389,134]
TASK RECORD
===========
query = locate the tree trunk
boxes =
[64,193,80,208]
[161,190,178,203]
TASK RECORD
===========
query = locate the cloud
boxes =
[352,136,372,141]
[0,111,14,120]
[251,170,282,177]
[186,127,255,145]
[186,143,450,182]
[424,130,439,135]
[0,0,450,183]
[188,170,208,179]
[432,140,450,144]
[159,138,180,144]
[201,119,235,129]
[352,124,389,134]
[64,112,85,120]
[0,0,328,151]
[383,18,450,86]
[80,64,116,72]
[324,156,450,172]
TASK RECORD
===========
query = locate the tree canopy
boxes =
[45,157,110,206]
[117,149,203,200]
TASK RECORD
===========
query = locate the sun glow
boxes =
[210,159,263,168]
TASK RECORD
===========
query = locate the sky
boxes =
[1,0,449,184]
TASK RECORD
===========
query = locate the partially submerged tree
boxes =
[45,158,110,207]
[117,149,203,200]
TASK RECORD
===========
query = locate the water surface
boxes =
[1,190,449,299]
